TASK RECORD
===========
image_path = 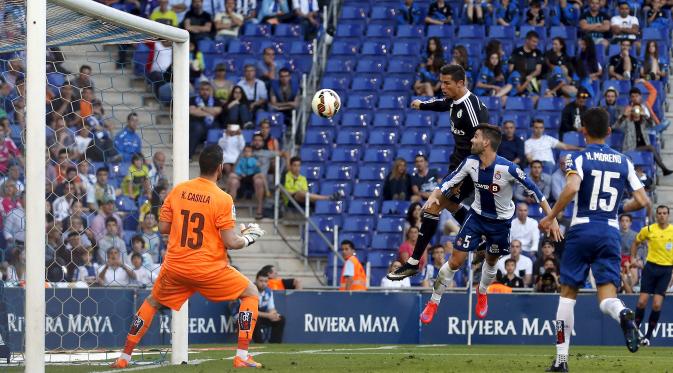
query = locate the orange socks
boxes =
[122,300,158,358]
[236,295,259,354]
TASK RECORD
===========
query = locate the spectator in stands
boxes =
[464,0,485,24]
[270,68,300,124]
[399,226,427,268]
[609,39,639,81]
[0,122,22,175]
[410,154,441,202]
[381,260,412,288]
[611,1,640,47]
[70,65,93,94]
[535,258,560,292]
[150,0,179,26]
[73,121,94,161]
[339,240,367,291]
[234,0,257,22]
[252,133,286,176]
[50,182,74,222]
[130,234,154,267]
[533,240,560,279]
[494,0,519,26]
[509,31,543,95]
[238,65,268,115]
[515,160,551,202]
[626,81,667,128]
[218,123,245,176]
[450,45,472,83]
[4,189,24,247]
[210,64,234,102]
[474,52,512,99]
[601,86,623,126]
[257,0,290,24]
[635,165,654,191]
[147,151,168,188]
[397,0,423,24]
[404,202,422,237]
[257,47,278,83]
[293,0,319,40]
[574,35,603,83]
[5,248,24,283]
[526,0,545,26]
[224,85,253,127]
[510,203,541,256]
[75,87,95,120]
[383,157,412,201]
[619,213,637,259]
[646,0,669,28]
[182,0,213,41]
[501,259,525,288]
[46,223,64,263]
[188,40,206,83]
[73,248,99,286]
[214,0,243,44]
[62,214,94,248]
[613,104,673,175]
[87,166,116,211]
[131,252,154,286]
[551,154,568,202]
[148,40,173,99]
[497,240,533,286]
[0,164,24,194]
[228,145,267,220]
[260,264,302,290]
[51,84,75,120]
[498,120,526,167]
[414,38,444,97]
[544,65,577,99]
[258,119,280,152]
[421,244,448,288]
[525,118,581,167]
[641,40,664,81]
[189,81,222,158]
[90,196,123,241]
[425,0,453,25]
[560,87,590,139]
[97,247,136,287]
[121,153,150,200]
[114,112,142,162]
[97,216,128,265]
[253,269,286,343]
[579,0,610,48]
[284,156,340,206]
[140,212,163,263]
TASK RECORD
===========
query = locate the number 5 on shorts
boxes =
[463,235,471,249]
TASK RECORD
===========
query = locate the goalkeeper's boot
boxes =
[475,287,488,319]
[420,301,438,324]
[545,359,568,372]
[110,357,129,369]
[233,355,263,368]
[619,308,640,353]
[386,262,419,280]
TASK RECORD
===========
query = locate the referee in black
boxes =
[388,64,490,280]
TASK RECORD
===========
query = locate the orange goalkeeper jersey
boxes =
[159,177,236,277]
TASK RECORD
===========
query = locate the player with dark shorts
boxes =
[388,64,489,281]
[631,205,673,346]
[539,108,651,372]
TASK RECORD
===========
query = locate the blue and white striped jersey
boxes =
[440,155,546,220]
[565,143,643,230]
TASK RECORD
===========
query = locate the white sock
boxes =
[599,297,625,322]
[119,353,131,362]
[478,261,497,294]
[406,258,419,266]
[236,349,248,359]
[430,262,456,304]
[555,297,576,361]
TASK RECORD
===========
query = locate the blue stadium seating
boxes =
[371,6,397,20]
[336,23,365,37]
[562,132,586,147]
[340,5,369,19]
[371,234,403,251]
[488,25,515,40]
[457,25,486,39]
[341,111,373,127]
[336,129,367,145]
[537,97,565,112]
[368,128,399,145]
[367,252,398,267]
[322,74,351,91]
[351,75,382,90]
[382,76,413,91]
[427,25,455,38]
[392,41,421,56]
[363,148,395,163]
[397,146,429,162]
[358,164,389,181]
[429,147,451,164]
[346,93,377,109]
[362,40,390,55]
[356,58,386,73]
[320,181,353,197]
[366,24,395,38]
[341,233,372,249]
[432,132,455,146]
[378,94,408,109]
[348,199,379,215]
[405,112,435,127]
[325,57,356,73]
[381,200,411,216]
[274,24,302,37]
[331,146,362,162]
[304,128,335,145]
[373,112,404,127]
[300,146,330,162]
[387,57,417,73]
[343,216,377,232]
[325,164,358,180]
[353,182,383,199]
[396,25,424,38]
[331,40,360,55]
[315,201,346,215]
[301,164,323,180]
[400,128,431,145]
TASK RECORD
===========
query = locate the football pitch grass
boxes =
[5,344,673,372]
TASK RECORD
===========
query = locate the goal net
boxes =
[0,0,190,369]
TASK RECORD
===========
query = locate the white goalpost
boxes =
[23,0,190,370]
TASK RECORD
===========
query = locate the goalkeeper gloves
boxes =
[241,223,265,247]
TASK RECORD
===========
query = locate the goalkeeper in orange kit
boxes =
[112,145,266,369]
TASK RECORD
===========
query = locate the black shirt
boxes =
[634,120,647,147]
[411,168,441,194]
[498,136,526,166]
[418,91,489,168]
[427,1,453,22]
[580,10,610,40]
[510,46,544,77]
[183,9,213,40]
[560,101,586,138]
[609,54,639,76]
[543,50,571,75]
[502,275,525,288]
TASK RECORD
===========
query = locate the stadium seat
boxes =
[301,164,323,180]
[392,41,421,56]
[123,213,139,231]
[396,25,424,38]
[371,6,397,19]
[322,74,351,91]
[505,96,535,111]
[341,111,373,127]
[331,145,362,162]
[373,112,404,127]
[537,97,565,112]
[242,23,271,37]
[351,75,382,91]
[378,94,408,109]
[325,57,356,73]
[309,113,339,127]
[387,57,417,73]
[336,23,365,37]
[331,40,360,55]
[457,25,486,39]
[527,203,544,219]
[300,146,330,162]
[371,234,403,251]
[479,96,502,112]
[429,147,451,164]
[562,132,586,147]
[325,164,358,180]
[227,40,254,54]
[549,26,577,41]
[642,27,666,42]
[382,76,413,92]
[336,129,367,145]
[320,181,353,197]
[608,131,624,151]
[340,5,369,19]
[488,25,515,40]
[432,132,455,146]
[625,151,654,167]
[368,127,399,145]
[343,216,377,232]
[376,217,406,233]
[381,200,411,216]
[400,129,432,145]
[397,146,429,162]
[353,182,384,199]
[348,200,380,215]
[361,41,390,55]
[289,40,313,55]
[366,24,395,38]
[341,233,372,249]
[436,112,451,128]
[519,25,546,43]
[205,129,223,145]
[116,196,137,213]
[315,201,346,215]
[356,58,387,73]
[346,93,377,110]
[405,112,435,127]
[363,148,395,163]
[274,23,302,37]
[358,164,389,181]
[367,252,398,267]
[304,128,335,145]
[602,79,631,95]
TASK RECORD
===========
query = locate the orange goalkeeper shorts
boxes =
[151,265,251,311]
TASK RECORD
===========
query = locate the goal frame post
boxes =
[25,0,190,369]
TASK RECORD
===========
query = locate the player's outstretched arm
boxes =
[539,199,563,242]
[221,223,266,250]
[540,173,581,233]
[411,98,451,112]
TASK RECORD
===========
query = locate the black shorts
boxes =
[240,175,255,194]
[443,156,475,204]
[640,262,673,296]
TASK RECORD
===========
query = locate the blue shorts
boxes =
[454,211,512,256]
[560,224,621,288]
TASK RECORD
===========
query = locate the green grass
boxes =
[5,344,673,372]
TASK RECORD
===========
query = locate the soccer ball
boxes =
[312,89,341,118]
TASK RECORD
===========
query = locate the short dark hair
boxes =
[629,87,641,95]
[131,235,145,244]
[105,216,118,226]
[341,240,355,251]
[505,258,516,266]
[279,67,291,75]
[619,213,633,222]
[532,118,545,127]
[525,30,540,40]
[199,144,224,175]
[199,80,212,88]
[657,205,670,214]
[415,154,428,162]
[475,124,502,151]
[253,133,264,140]
[131,252,142,261]
[581,107,610,139]
[502,120,515,127]
[290,156,301,165]
[256,269,269,279]
[439,64,466,83]
[259,264,274,277]
[127,112,138,121]
[530,160,543,168]
[79,65,92,72]
[96,166,109,175]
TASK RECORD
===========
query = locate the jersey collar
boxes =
[453,90,472,105]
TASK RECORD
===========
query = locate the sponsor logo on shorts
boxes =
[129,315,144,336]
[238,311,253,331]
[489,244,499,254]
